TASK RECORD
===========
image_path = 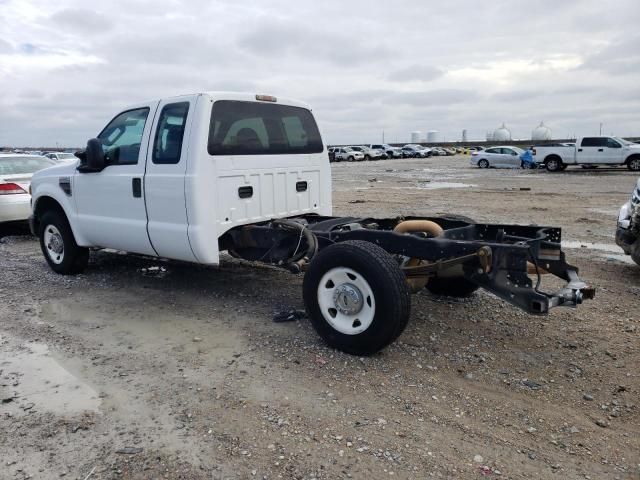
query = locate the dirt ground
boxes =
[1,156,639,480]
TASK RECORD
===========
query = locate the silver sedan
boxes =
[470,146,525,168]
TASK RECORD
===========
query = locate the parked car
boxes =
[532,136,640,172]
[333,147,364,162]
[1,154,55,223]
[401,145,428,158]
[470,146,526,168]
[615,177,640,265]
[46,152,78,164]
[431,147,451,156]
[442,147,457,156]
[369,144,402,159]
[349,146,385,161]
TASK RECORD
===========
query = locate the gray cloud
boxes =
[0,0,638,147]
[388,65,444,83]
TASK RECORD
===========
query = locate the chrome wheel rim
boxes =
[44,224,64,265]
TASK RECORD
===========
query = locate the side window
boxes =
[485,148,498,154]
[606,138,621,149]
[152,102,190,164]
[581,137,606,147]
[98,108,149,165]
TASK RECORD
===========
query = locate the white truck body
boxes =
[30,92,332,265]
[533,136,640,171]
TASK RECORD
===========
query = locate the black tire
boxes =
[364,155,371,161]
[545,156,562,172]
[426,277,479,297]
[478,159,489,168]
[627,156,640,171]
[303,240,411,355]
[39,210,89,274]
[348,156,354,162]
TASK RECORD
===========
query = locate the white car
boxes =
[470,146,525,168]
[333,147,365,162]
[46,152,78,164]
[1,154,55,223]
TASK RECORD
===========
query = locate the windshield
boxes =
[0,156,55,175]
[58,153,76,159]
[615,137,636,146]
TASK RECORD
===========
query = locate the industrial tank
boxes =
[493,123,512,141]
[426,130,440,143]
[411,131,422,143]
[531,121,552,141]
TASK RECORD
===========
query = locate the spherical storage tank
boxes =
[493,123,512,141]
[531,121,552,141]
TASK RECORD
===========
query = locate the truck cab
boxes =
[30,92,331,265]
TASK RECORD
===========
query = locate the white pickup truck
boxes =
[532,136,640,172]
[29,92,593,355]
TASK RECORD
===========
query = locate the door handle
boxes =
[296,181,308,192]
[598,148,604,152]
[132,178,142,198]
[578,148,583,152]
[238,186,253,199]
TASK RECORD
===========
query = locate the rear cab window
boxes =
[581,137,607,147]
[208,101,323,155]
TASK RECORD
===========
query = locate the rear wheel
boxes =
[627,157,640,171]
[364,155,371,161]
[478,159,489,168]
[39,210,89,274]
[545,156,563,172]
[348,156,354,162]
[303,240,411,355]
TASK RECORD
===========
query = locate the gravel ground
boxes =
[1,156,639,480]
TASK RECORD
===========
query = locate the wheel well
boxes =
[33,196,66,233]
[625,154,640,164]
[544,154,561,164]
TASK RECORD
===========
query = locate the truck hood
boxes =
[31,161,77,181]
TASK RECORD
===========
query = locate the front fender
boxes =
[32,181,91,247]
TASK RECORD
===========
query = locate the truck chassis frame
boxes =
[221,214,594,316]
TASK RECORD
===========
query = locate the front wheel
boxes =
[303,240,411,355]
[39,210,89,274]
[627,157,640,171]
[478,159,489,168]
[348,156,354,162]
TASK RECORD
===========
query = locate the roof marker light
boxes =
[255,94,277,102]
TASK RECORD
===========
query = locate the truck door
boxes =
[73,103,159,254]
[604,137,624,164]
[578,137,611,164]
[144,96,198,261]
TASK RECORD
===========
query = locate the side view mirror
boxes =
[77,138,105,172]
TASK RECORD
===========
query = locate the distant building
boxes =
[493,123,512,141]
[531,121,552,141]
[411,131,422,143]
[462,129,468,142]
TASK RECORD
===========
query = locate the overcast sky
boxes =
[1,0,639,147]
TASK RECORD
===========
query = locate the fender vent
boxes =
[59,177,72,196]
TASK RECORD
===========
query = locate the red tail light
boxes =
[0,183,27,195]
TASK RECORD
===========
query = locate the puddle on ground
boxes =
[417,181,475,190]
[562,240,622,253]
[0,342,101,415]
[601,254,636,265]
